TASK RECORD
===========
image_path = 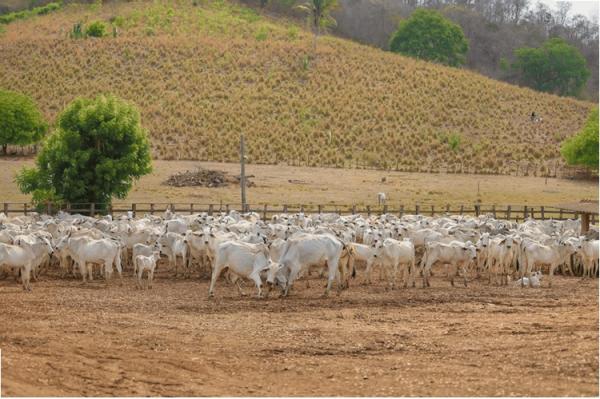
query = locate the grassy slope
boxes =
[0,0,594,174]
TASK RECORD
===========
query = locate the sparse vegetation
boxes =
[0,0,594,175]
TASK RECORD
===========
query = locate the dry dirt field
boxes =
[0,264,598,397]
[1,158,598,206]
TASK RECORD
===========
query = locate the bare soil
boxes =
[1,158,598,206]
[0,265,598,397]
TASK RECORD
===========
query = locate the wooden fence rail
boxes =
[1,202,595,224]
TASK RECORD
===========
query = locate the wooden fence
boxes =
[1,202,595,224]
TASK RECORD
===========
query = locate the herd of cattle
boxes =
[0,210,598,296]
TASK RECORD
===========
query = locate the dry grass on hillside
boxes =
[1,158,597,207]
[0,0,594,175]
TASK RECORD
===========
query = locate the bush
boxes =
[560,108,598,170]
[389,8,468,67]
[16,94,152,208]
[512,38,590,97]
[0,2,62,25]
[0,90,48,155]
[448,133,461,152]
[85,20,107,37]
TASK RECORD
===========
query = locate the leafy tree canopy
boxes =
[17,94,152,207]
[513,37,590,97]
[389,8,469,67]
[0,89,47,154]
[560,107,598,170]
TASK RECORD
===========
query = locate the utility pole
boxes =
[240,134,247,212]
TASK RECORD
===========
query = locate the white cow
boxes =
[132,242,161,276]
[520,240,576,287]
[56,234,122,282]
[421,241,477,287]
[577,239,599,278]
[209,241,274,298]
[266,233,345,297]
[134,252,160,289]
[157,232,188,277]
[0,243,39,290]
[370,238,415,289]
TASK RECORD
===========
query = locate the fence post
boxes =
[46,202,51,215]
[383,205,388,215]
[90,203,95,217]
[492,204,496,218]
[559,208,563,220]
[475,204,480,217]
[367,205,371,216]
[318,205,322,214]
[352,205,356,215]
[300,205,305,214]
[150,203,155,215]
[445,204,450,214]
[541,206,545,220]
[132,203,136,218]
[3,203,7,215]
[225,204,230,213]
[431,205,435,216]
[459,205,464,215]
[283,205,288,214]
[263,204,268,221]
[172,203,176,213]
[190,203,194,215]
[506,205,511,220]
[415,204,420,215]
[208,204,213,216]
[524,205,529,219]
[399,204,404,217]
[24,203,28,216]
[108,203,113,217]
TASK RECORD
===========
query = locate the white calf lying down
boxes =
[514,271,542,288]
[135,252,160,289]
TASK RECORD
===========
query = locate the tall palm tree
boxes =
[296,0,339,54]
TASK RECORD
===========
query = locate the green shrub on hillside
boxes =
[561,108,599,170]
[86,20,107,37]
[389,8,468,67]
[0,2,61,25]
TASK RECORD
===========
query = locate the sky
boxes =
[537,0,599,20]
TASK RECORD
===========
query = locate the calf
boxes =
[134,252,160,289]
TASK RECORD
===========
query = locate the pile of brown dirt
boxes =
[163,167,254,188]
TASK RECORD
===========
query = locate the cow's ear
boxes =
[210,233,215,238]
[462,247,467,251]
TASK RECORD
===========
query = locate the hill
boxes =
[0,0,595,175]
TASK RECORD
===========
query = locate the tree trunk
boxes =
[2,144,6,155]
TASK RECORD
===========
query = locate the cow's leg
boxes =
[208,262,222,298]
[249,272,263,298]
[149,268,155,289]
[548,264,556,288]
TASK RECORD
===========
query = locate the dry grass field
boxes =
[0,266,597,396]
[0,158,598,207]
[0,0,595,174]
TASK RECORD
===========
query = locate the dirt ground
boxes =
[1,158,597,206]
[1,263,598,397]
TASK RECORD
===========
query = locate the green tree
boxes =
[389,8,468,67]
[560,108,598,170]
[296,0,338,53]
[16,94,152,209]
[512,38,590,97]
[0,90,47,155]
